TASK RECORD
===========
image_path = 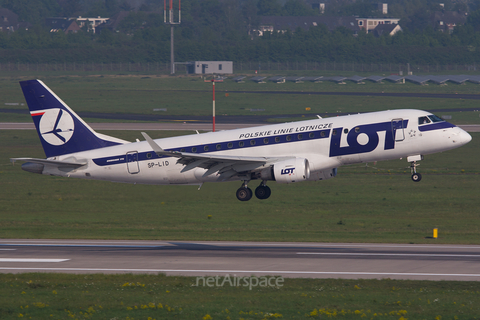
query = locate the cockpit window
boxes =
[428,114,444,123]
[418,116,431,125]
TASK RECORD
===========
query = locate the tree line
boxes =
[0,0,480,65]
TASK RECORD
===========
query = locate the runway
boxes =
[1,239,480,281]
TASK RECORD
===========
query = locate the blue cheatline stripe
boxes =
[92,129,332,167]
[418,121,455,132]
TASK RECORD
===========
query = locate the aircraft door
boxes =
[391,118,405,142]
[126,151,140,174]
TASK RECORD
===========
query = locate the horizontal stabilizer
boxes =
[11,157,87,168]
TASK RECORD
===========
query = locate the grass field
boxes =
[1,75,480,122]
[1,273,479,320]
[1,129,479,244]
[1,74,480,319]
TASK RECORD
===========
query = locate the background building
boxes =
[187,61,233,74]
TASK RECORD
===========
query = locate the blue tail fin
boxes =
[20,79,127,158]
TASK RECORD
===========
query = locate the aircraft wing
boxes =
[142,132,290,180]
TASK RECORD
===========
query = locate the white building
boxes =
[187,61,233,74]
[356,18,400,33]
[75,16,109,33]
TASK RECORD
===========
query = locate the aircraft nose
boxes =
[457,128,472,146]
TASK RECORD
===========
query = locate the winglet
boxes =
[141,132,181,157]
[141,132,164,154]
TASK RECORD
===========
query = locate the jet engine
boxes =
[260,158,310,184]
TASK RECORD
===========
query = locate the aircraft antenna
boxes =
[164,0,181,74]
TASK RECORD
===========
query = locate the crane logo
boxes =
[38,108,75,146]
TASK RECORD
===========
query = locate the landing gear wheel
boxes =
[236,187,253,201]
[255,185,271,200]
[411,173,422,182]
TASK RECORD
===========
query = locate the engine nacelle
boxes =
[271,158,310,184]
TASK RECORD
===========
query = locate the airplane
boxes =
[11,79,472,201]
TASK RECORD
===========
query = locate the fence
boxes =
[0,62,172,73]
[1,61,479,75]
[236,61,480,74]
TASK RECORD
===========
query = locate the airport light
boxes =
[164,0,181,74]
[205,77,223,132]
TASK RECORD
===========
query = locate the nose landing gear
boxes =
[407,155,423,182]
[410,161,422,182]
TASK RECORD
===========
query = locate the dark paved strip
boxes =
[224,90,480,101]
[1,239,480,280]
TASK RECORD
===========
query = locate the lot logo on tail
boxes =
[37,108,75,145]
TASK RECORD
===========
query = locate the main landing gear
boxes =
[236,181,271,201]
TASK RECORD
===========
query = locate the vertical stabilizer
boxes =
[20,79,127,158]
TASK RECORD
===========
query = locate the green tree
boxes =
[282,0,317,16]
[257,0,282,16]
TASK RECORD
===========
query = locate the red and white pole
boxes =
[212,79,216,132]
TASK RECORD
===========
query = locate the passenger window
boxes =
[239,141,244,147]
[146,153,152,159]
[332,129,337,136]
[227,142,233,148]
[298,134,303,140]
[192,147,197,153]
[344,128,349,134]
[286,135,292,141]
[309,132,315,138]
[355,127,360,133]
[275,137,280,143]
[320,131,325,137]
[216,144,221,150]
[263,138,269,144]
[250,140,256,146]
[204,145,209,151]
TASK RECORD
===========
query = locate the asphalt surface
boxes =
[1,240,480,280]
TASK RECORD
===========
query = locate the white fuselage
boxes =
[41,109,471,185]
